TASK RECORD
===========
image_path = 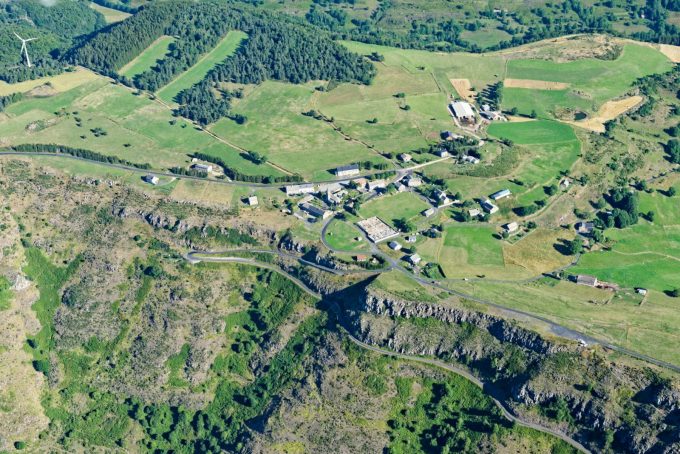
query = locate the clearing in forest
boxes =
[157,31,247,103]
[504,79,570,90]
[89,2,131,23]
[119,36,176,78]
[0,67,99,96]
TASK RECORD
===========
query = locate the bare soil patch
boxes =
[659,44,680,63]
[449,78,475,102]
[564,95,643,133]
[504,78,570,90]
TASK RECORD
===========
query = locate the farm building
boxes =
[462,155,480,164]
[353,255,369,262]
[407,254,422,265]
[469,208,481,217]
[636,288,648,295]
[336,164,360,178]
[143,175,159,185]
[395,183,407,192]
[503,222,519,233]
[450,101,475,122]
[245,196,258,206]
[436,150,450,158]
[192,163,213,173]
[576,275,598,287]
[405,235,417,243]
[422,208,436,217]
[300,203,332,220]
[399,153,412,162]
[367,179,386,191]
[285,183,315,196]
[559,178,571,189]
[356,217,400,243]
[575,222,595,235]
[481,199,498,214]
[388,241,402,251]
[490,189,511,200]
[434,189,448,201]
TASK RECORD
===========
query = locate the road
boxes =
[186,252,590,453]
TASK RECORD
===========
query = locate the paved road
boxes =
[187,252,590,453]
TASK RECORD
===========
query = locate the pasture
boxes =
[119,36,176,78]
[358,192,430,228]
[0,75,271,177]
[89,2,131,23]
[324,219,371,252]
[453,278,680,365]
[157,31,247,103]
[210,81,387,179]
[503,44,673,116]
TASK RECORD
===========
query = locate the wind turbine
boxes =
[14,32,38,68]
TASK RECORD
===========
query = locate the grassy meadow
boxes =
[119,36,176,78]
[157,31,247,103]
[358,192,430,228]
[210,81,388,179]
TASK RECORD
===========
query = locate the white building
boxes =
[481,199,498,214]
[404,175,422,188]
[462,155,480,164]
[436,150,450,158]
[490,189,511,200]
[468,208,481,218]
[192,163,213,173]
[407,254,422,265]
[367,179,386,191]
[388,241,402,251]
[143,174,159,185]
[245,196,258,206]
[336,164,360,178]
[450,101,475,121]
[285,183,315,196]
[422,207,436,217]
[399,153,412,162]
[503,222,519,233]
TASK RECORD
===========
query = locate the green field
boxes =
[0,75,274,177]
[452,278,680,365]
[324,219,371,252]
[119,36,175,78]
[487,120,577,144]
[504,44,673,116]
[359,192,430,227]
[210,81,388,179]
[157,31,247,103]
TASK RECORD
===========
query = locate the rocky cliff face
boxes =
[346,288,680,454]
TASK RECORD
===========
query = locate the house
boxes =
[436,150,450,158]
[422,207,436,217]
[405,235,417,243]
[481,104,491,112]
[399,153,412,162]
[480,199,498,214]
[352,178,369,191]
[300,203,332,220]
[367,179,386,191]
[407,254,422,265]
[636,288,648,295]
[503,222,519,233]
[575,222,595,235]
[404,175,422,188]
[490,189,511,200]
[285,183,315,196]
[336,164,360,178]
[559,178,571,189]
[576,275,598,287]
[143,174,159,185]
[353,254,369,262]
[388,241,402,251]
[395,182,407,192]
[462,155,480,164]
[434,189,448,201]
[245,196,258,206]
[318,182,343,193]
[325,190,343,205]
[450,101,475,121]
[192,163,213,173]
[468,208,481,217]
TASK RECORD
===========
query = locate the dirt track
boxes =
[505,78,570,90]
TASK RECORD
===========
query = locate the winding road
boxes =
[188,251,590,453]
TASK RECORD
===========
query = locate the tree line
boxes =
[191,152,304,184]
[4,143,151,169]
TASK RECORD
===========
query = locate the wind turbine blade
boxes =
[13,32,23,40]
[26,38,38,42]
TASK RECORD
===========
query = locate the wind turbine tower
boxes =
[14,32,38,68]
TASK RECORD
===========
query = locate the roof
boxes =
[408,254,422,264]
[300,203,327,217]
[247,196,258,204]
[388,241,402,250]
[336,164,359,173]
[490,189,511,200]
[503,222,519,231]
[576,275,598,286]
[451,101,474,118]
